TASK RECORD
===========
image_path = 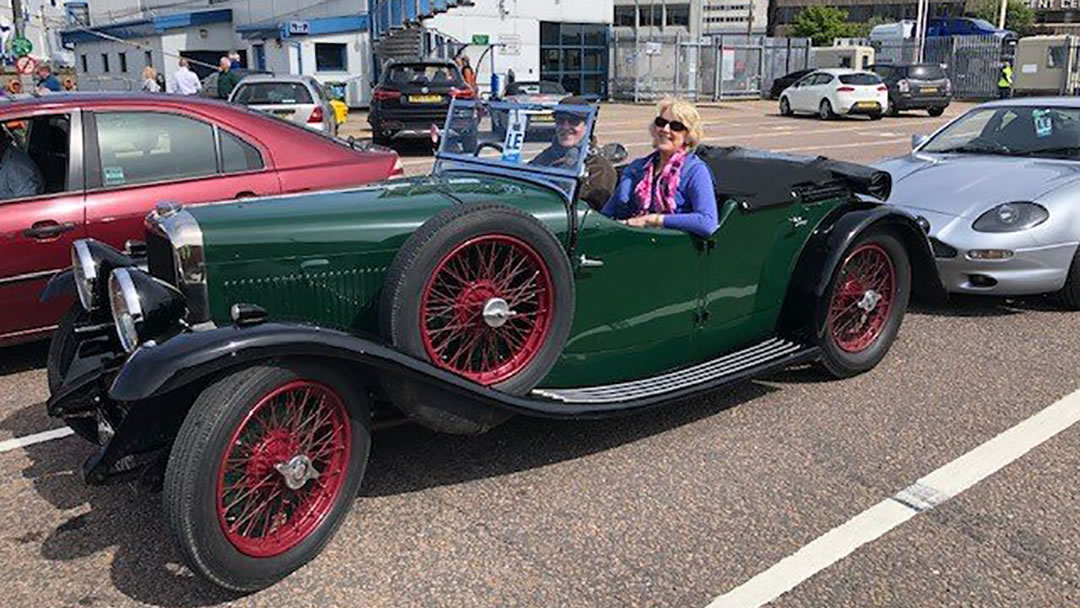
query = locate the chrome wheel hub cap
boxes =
[274,455,319,491]
[482,297,516,328]
[857,289,882,313]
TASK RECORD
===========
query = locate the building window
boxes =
[145,50,152,67]
[314,43,347,72]
[639,5,661,26]
[80,54,87,72]
[614,5,636,26]
[101,53,110,73]
[666,4,690,27]
[539,22,608,97]
[119,52,127,73]
[95,112,217,186]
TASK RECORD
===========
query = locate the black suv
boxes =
[368,60,472,146]
[871,63,952,117]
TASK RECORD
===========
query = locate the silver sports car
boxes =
[875,98,1080,307]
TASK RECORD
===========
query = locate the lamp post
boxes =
[998,0,1008,30]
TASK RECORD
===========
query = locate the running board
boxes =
[532,337,809,405]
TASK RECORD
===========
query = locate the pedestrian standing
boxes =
[170,58,202,95]
[459,55,477,92]
[217,56,240,99]
[35,65,62,93]
[141,66,162,92]
[998,61,1014,99]
[506,67,516,88]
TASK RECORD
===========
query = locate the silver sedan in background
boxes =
[875,98,1080,307]
[229,73,337,137]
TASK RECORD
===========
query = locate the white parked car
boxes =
[779,69,888,120]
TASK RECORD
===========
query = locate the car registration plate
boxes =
[530,113,554,123]
[855,101,879,109]
[921,86,938,94]
[409,94,444,103]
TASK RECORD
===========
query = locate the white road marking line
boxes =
[0,427,75,454]
[706,387,1080,608]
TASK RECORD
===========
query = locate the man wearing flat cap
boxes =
[530,95,616,210]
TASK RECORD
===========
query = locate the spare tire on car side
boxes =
[379,203,575,434]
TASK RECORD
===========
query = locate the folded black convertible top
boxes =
[696,145,892,210]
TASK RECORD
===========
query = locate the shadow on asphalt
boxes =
[0,339,47,378]
[0,379,776,606]
[910,293,1066,318]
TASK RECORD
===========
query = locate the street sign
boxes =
[15,55,37,76]
[287,21,310,35]
[643,41,661,56]
[11,36,33,57]
[498,33,521,56]
[471,34,490,46]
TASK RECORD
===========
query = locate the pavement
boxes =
[2,99,1078,608]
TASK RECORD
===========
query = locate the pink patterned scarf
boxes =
[633,149,687,215]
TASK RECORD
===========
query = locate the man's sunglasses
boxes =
[654,116,688,132]
[554,113,585,126]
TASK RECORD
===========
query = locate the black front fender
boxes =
[781,202,946,335]
[40,268,74,302]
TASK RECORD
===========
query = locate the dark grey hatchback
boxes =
[872,63,952,116]
[368,60,474,146]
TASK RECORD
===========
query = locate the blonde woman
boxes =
[141,66,161,93]
[600,97,718,237]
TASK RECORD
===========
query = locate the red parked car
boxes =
[0,93,401,346]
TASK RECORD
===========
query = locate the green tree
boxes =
[969,0,1035,36]
[790,6,864,46]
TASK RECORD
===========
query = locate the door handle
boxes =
[578,254,604,268]
[23,221,76,240]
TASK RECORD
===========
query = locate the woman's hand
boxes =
[622,214,665,228]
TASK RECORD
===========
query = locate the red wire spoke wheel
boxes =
[419,234,554,385]
[827,243,895,353]
[216,380,352,558]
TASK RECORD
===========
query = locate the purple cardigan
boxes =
[600,153,719,237]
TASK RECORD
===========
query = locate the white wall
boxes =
[72,37,163,91]
[426,0,613,91]
[247,31,371,106]
[90,0,362,27]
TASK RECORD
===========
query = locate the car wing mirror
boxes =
[598,142,628,164]
[911,134,929,150]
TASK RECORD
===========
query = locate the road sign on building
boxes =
[471,34,490,45]
[11,37,33,57]
[15,55,37,75]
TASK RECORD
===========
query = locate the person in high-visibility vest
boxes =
[998,61,1014,99]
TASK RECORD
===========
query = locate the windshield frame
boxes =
[433,98,599,196]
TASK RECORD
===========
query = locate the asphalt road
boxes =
[2,100,1078,608]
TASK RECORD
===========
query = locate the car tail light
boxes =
[877,85,888,91]
[372,87,402,101]
[390,155,404,178]
[450,87,475,99]
[898,80,910,93]
[308,106,324,123]
[836,86,855,92]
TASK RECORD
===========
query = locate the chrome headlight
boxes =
[972,202,1049,233]
[71,239,136,312]
[108,268,187,353]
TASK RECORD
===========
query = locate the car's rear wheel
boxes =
[886,99,899,116]
[868,111,883,121]
[380,203,574,434]
[819,99,835,120]
[927,107,945,117]
[816,231,911,378]
[779,97,792,116]
[164,362,370,592]
[1056,246,1080,310]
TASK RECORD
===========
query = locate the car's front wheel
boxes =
[779,97,793,116]
[927,107,945,117]
[868,111,883,121]
[816,231,911,378]
[819,99,835,120]
[164,362,370,592]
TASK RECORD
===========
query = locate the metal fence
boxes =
[610,32,812,102]
[870,35,1010,100]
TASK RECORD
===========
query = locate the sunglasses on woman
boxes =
[653,116,688,132]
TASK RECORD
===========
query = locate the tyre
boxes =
[1057,246,1080,310]
[47,305,99,443]
[380,203,575,434]
[779,97,792,116]
[868,111,883,121]
[164,361,370,592]
[886,100,899,117]
[816,230,911,378]
[818,99,835,120]
[927,107,945,117]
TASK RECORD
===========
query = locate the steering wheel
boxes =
[474,142,504,157]
[969,136,1010,153]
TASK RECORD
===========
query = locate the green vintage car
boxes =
[45,99,943,591]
